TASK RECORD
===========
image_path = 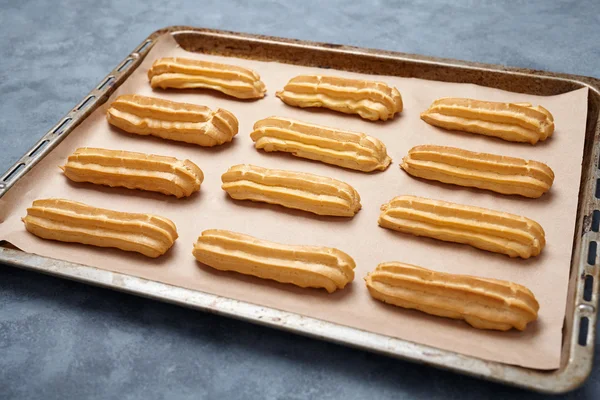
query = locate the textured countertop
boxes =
[1,1,598,399]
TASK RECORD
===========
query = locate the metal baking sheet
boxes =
[1,26,598,393]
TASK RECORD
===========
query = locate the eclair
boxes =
[148,57,266,99]
[192,229,355,293]
[106,94,238,146]
[250,116,391,172]
[378,195,545,258]
[221,164,361,216]
[22,198,178,258]
[276,75,402,121]
[401,145,554,198]
[365,262,539,331]
[420,98,554,144]
[62,148,204,198]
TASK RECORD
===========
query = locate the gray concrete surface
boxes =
[0,0,598,398]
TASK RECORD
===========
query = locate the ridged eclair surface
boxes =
[401,145,554,198]
[192,229,355,293]
[365,262,539,331]
[221,164,361,216]
[250,116,391,172]
[420,98,554,144]
[148,57,266,99]
[106,94,238,146]
[22,198,178,258]
[378,195,545,258]
[276,75,403,121]
[62,147,204,198]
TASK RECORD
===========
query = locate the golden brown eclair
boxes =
[420,98,554,144]
[106,94,238,146]
[221,164,361,216]
[22,198,178,258]
[250,116,391,172]
[192,229,355,293]
[148,57,266,99]
[276,75,403,121]
[378,195,545,258]
[365,262,539,331]
[401,145,554,198]
[62,147,204,198]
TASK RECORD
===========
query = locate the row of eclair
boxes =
[62,139,553,202]
[148,57,554,146]
[22,199,538,332]
[103,93,555,196]
[59,143,546,260]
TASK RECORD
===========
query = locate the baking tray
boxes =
[0,26,598,393]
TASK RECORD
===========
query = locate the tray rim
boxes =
[1,25,598,394]
[163,25,600,87]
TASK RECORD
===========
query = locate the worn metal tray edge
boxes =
[0,26,598,393]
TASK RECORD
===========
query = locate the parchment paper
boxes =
[0,35,589,369]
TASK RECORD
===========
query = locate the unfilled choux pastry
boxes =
[22,198,178,258]
[250,116,392,172]
[420,98,554,144]
[106,94,238,146]
[378,195,545,258]
[364,262,539,331]
[148,57,266,99]
[401,145,554,198]
[192,229,355,293]
[276,75,403,121]
[221,164,361,217]
[61,148,204,198]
